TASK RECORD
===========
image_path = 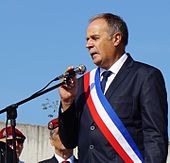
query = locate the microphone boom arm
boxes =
[0,64,86,163]
[0,80,67,163]
[0,80,66,115]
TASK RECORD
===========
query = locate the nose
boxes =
[16,141,19,147]
[86,39,94,49]
[16,141,22,147]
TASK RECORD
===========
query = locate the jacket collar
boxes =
[105,53,134,99]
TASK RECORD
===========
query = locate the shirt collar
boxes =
[55,153,74,163]
[18,161,24,163]
[100,53,128,76]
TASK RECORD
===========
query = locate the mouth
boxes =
[90,52,99,59]
[90,50,98,55]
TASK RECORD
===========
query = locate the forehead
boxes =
[86,19,109,36]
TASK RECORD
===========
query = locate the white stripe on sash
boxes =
[87,68,143,163]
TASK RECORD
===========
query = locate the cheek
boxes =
[53,136,63,148]
[96,43,108,58]
[57,137,64,147]
[101,42,111,53]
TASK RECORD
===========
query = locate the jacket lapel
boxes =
[105,53,134,99]
[51,155,59,163]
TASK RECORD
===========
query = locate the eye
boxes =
[91,35,100,40]
[86,35,100,42]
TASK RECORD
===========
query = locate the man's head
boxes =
[0,126,26,159]
[86,13,128,69]
[48,118,73,159]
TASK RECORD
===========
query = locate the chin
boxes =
[94,62,102,68]
[60,146,66,150]
[92,59,100,66]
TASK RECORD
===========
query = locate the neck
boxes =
[103,50,125,70]
[55,149,73,160]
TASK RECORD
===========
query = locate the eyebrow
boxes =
[86,34,100,40]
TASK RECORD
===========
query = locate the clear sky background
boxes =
[0,1,170,137]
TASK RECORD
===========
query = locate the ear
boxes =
[112,32,122,46]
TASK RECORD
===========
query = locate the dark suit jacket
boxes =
[39,155,78,163]
[39,156,57,163]
[59,54,168,163]
[0,141,14,163]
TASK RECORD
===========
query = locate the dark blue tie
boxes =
[100,71,112,92]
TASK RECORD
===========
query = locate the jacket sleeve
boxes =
[58,102,79,149]
[140,68,168,163]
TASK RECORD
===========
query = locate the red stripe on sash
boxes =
[84,72,133,163]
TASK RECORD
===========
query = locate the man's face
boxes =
[50,128,66,151]
[50,127,73,159]
[86,19,117,69]
[7,138,24,159]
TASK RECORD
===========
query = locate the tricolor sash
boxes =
[84,68,144,163]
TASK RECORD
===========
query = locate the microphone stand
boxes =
[0,80,66,163]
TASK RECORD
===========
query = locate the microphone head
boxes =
[78,64,86,74]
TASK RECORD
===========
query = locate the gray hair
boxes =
[89,13,128,46]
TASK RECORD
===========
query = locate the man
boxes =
[0,141,13,163]
[58,13,168,163]
[39,118,78,163]
[0,126,26,163]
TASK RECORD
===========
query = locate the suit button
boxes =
[89,145,94,149]
[90,125,95,131]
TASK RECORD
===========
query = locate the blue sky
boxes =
[0,1,170,136]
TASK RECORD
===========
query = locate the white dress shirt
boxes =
[100,53,128,94]
[19,160,24,163]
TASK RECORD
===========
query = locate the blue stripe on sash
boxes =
[95,68,144,162]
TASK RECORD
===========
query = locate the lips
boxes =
[89,47,98,54]
[89,48,99,59]
[90,53,99,61]
[90,49,98,56]
[91,52,97,56]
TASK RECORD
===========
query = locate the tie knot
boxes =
[62,161,70,163]
[102,71,112,79]
[100,71,112,93]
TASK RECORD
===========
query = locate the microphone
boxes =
[54,64,86,81]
